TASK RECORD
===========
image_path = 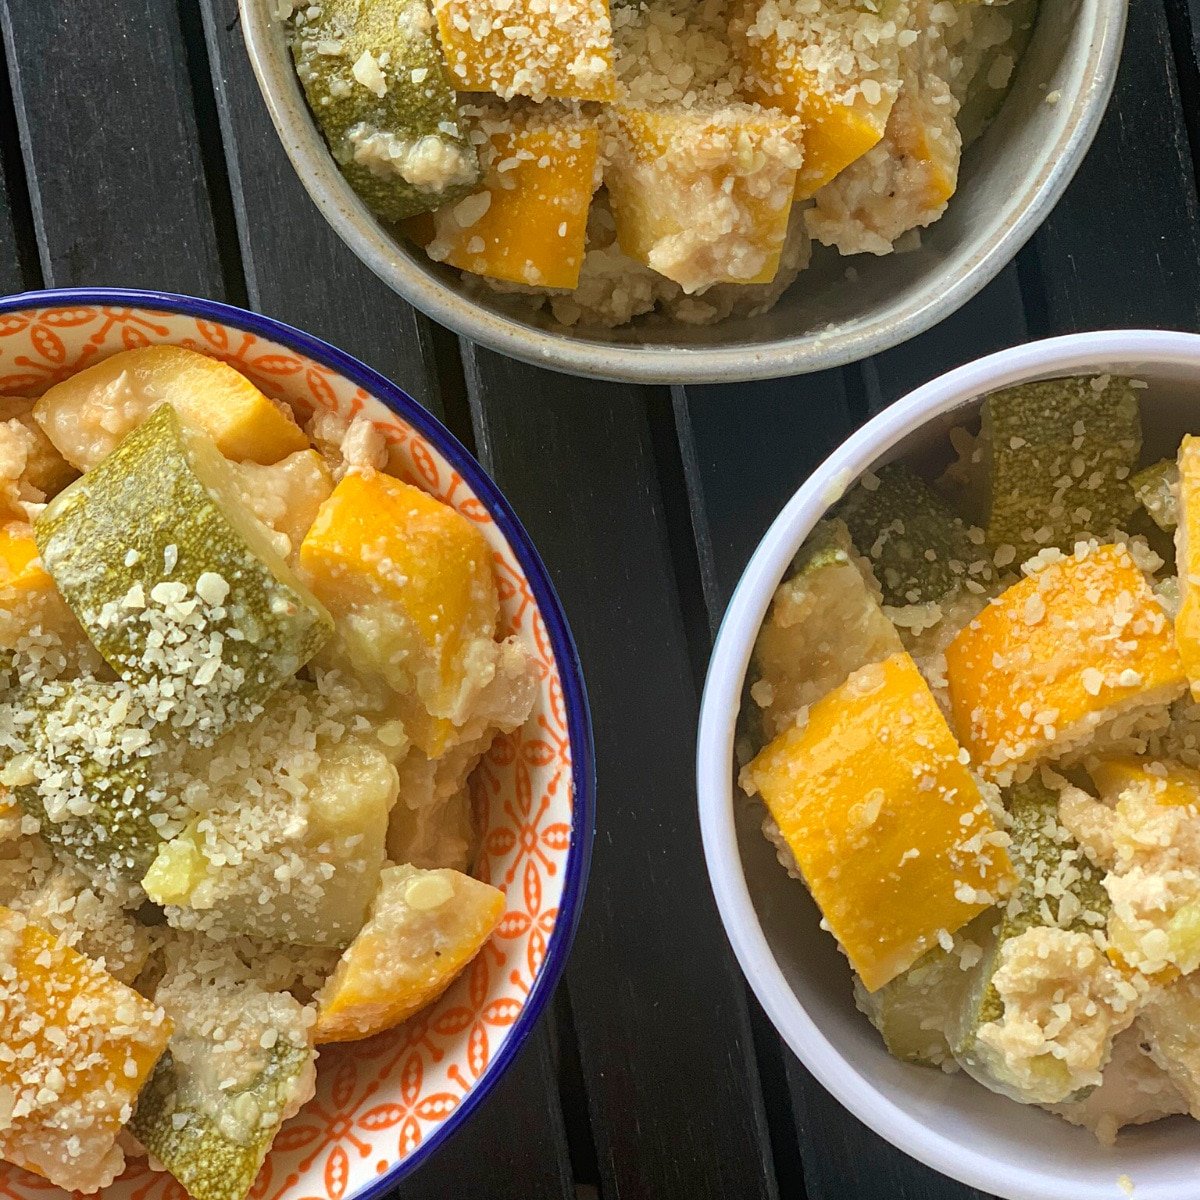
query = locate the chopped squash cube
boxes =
[1082,757,1200,978]
[605,103,803,293]
[1140,972,1200,1119]
[0,906,170,1192]
[428,109,599,289]
[1090,756,1200,809]
[433,0,615,101]
[0,523,101,678]
[33,346,310,470]
[744,518,901,746]
[1172,436,1200,698]
[940,376,1142,560]
[733,0,895,199]
[838,464,989,606]
[741,651,1014,991]
[299,472,501,755]
[315,863,504,1042]
[944,545,1186,778]
[1133,459,1179,533]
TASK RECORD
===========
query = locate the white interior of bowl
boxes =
[698,330,1200,1200]
[240,0,1124,383]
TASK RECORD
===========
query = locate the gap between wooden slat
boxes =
[0,23,40,293]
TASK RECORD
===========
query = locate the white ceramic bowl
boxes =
[240,0,1124,384]
[698,330,1200,1200]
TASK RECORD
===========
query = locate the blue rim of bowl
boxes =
[0,286,595,1191]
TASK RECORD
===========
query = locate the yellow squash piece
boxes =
[1173,435,1200,697]
[1090,756,1200,810]
[741,650,1014,992]
[0,906,171,1193]
[0,523,100,676]
[33,345,309,470]
[299,472,499,756]
[944,545,1186,778]
[734,9,892,199]
[429,111,600,289]
[315,863,504,1042]
[605,103,803,292]
[433,0,615,101]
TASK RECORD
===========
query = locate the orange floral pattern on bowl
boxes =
[0,301,583,1200]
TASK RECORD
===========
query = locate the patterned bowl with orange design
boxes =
[0,288,593,1200]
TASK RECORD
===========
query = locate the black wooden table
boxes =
[0,2,1196,1197]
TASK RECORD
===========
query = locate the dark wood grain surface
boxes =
[0,1,1194,1198]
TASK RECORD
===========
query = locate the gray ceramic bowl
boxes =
[241,0,1125,385]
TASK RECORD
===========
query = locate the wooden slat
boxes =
[0,0,223,293]
[1028,0,1200,332]
[197,0,441,411]
[399,1026,574,1200]
[863,265,1029,413]
[465,349,779,1200]
[672,370,854,627]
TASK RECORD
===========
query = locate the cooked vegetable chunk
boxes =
[227,448,334,562]
[36,405,332,741]
[838,464,988,606]
[1081,757,1200,979]
[733,0,900,199]
[0,523,102,682]
[944,544,1186,779]
[744,518,901,745]
[33,346,309,470]
[143,694,397,948]
[132,937,316,1200]
[432,0,615,101]
[426,107,600,289]
[1133,458,1179,533]
[0,395,76,496]
[940,376,1141,560]
[3,680,177,894]
[299,471,515,756]
[1051,1023,1188,1144]
[1139,971,1200,1119]
[315,863,504,1041]
[0,906,171,1192]
[291,0,479,222]
[949,776,1117,1104]
[605,103,803,293]
[741,650,1013,991]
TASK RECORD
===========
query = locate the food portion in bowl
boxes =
[737,373,1200,1144]
[285,0,1035,329]
[0,346,535,1195]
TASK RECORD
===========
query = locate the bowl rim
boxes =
[238,0,1126,385]
[0,285,596,1194]
[696,328,1200,1200]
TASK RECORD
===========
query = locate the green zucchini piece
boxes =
[948,776,1111,1103]
[941,375,1141,560]
[291,0,479,222]
[837,463,988,606]
[2,680,177,893]
[143,691,396,948]
[1132,458,1179,533]
[35,405,332,744]
[741,518,901,749]
[854,938,968,1067]
[132,992,314,1200]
